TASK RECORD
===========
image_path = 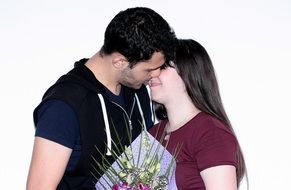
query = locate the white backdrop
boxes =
[1,0,290,189]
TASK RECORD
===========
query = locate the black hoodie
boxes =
[33,59,153,189]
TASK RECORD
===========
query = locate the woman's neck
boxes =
[165,95,200,133]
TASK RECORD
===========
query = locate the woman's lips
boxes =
[149,80,161,87]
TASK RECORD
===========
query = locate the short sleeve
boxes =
[195,128,238,172]
[35,99,79,149]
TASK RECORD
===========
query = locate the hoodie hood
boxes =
[53,58,108,95]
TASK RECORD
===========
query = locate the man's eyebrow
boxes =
[148,64,165,71]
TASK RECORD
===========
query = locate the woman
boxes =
[149,39,246,190]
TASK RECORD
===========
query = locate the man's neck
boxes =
[85,52,121,95]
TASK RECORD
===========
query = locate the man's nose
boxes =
[150,68,161,78]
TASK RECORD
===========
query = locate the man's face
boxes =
[119,52,165,89]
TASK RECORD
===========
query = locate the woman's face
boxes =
[149,66,186,104]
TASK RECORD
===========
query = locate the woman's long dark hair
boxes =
[155,39,247,186]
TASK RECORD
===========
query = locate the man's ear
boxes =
[112,53,129,69]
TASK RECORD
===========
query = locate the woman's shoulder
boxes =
[192,112,226,128]
[189,112,235,138]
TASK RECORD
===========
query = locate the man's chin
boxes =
[132,84,143,89]
[128,82,144,89]
[122,81,143,89]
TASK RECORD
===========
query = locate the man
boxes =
[26,7,177,190]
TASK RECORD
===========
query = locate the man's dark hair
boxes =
[100,7,177,67]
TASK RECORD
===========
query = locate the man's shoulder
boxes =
[44,79,89,101]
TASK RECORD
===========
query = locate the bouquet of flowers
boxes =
[93,127,179,190]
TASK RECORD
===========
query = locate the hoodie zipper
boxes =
[111,98,136,130]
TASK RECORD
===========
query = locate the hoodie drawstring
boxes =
[97,94,112,156]
[134,93,146,129]
[97,93,147,156]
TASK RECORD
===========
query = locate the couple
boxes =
[27,7,246,190]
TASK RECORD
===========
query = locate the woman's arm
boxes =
[26,137,72,190]
[200,165,237,190]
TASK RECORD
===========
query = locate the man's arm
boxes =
[26,137,72,190]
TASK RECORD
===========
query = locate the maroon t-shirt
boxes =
[149,112,238,190]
